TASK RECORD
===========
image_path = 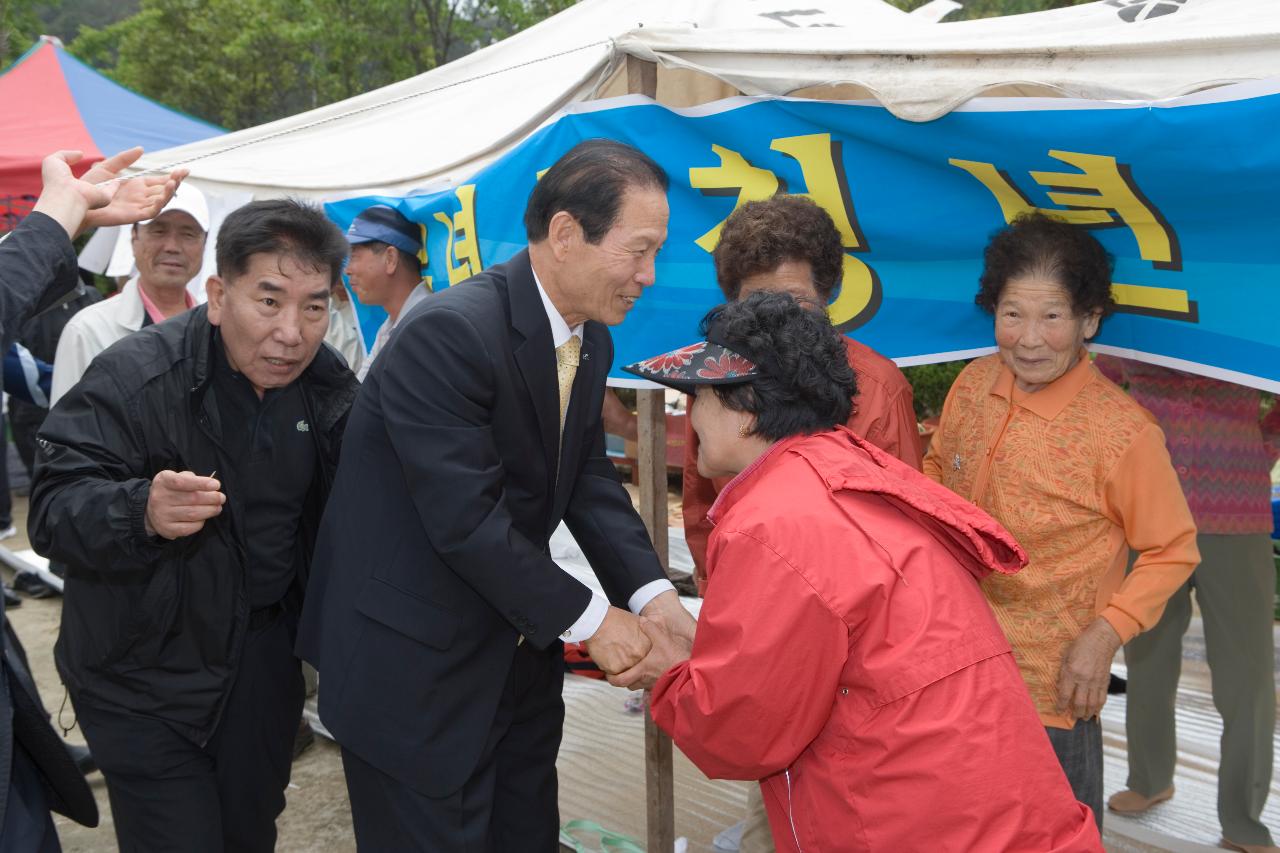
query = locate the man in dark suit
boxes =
[298,139,696,851]
[0,146,184,850]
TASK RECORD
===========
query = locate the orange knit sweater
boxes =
[924,353,1199,728]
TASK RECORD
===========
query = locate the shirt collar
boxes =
[989,347,1095,421]
[137,280,195,326]
[531,267,583,347]
[388,281,431,331]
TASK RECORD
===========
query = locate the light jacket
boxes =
[49,277,147,405]
[650,428,1102,853]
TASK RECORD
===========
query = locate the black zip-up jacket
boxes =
[29,304,358,744]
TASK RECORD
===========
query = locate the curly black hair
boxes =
[713,196,845,304]
[975,212,1115,336]
[700,291,856,441]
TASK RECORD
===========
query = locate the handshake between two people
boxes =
[582,590,695,691]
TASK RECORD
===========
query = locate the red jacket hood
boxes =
[711,427,1026,581]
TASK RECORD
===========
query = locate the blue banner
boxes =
[326,82,1280,391]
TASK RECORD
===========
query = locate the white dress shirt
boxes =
[356,281,431,382]
[531,268,675,642]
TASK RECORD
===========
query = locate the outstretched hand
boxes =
[31,148,188,238]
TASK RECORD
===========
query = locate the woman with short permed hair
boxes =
[924,212,1199,830]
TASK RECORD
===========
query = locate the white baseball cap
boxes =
[138,181,210,232]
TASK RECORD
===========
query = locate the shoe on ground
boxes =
[1108,786,1174,814]
[12,571,59,599]
[2,585,20,608]
[293,719,316,760]
[0,525,16,541]
[1221,839,1280,853]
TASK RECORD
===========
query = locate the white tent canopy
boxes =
[128,0,1280,202]
[617,0,1280,121]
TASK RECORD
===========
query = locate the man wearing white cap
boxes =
[49,181,209,404]
[341,204,430,381]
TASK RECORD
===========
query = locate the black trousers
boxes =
[74,612,304,853]
[343,639,565,853]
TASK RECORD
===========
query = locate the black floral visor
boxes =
[622,338,760,395]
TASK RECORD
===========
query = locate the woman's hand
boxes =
[607,617,693,691]
[1055,617,1122,720]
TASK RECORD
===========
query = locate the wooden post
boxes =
[636,389,669,570]
[626,52,675,853]
[636,387,674,853]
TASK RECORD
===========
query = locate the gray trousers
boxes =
[1123,533,1276,846]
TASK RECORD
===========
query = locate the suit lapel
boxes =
[506,251,560,481]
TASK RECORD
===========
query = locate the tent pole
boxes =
[628,52,676,853]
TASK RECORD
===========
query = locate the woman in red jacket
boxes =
[621,292,1101,853]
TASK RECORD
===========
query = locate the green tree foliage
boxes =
[886,0,1093,19]
[902,361,969,420]
[0,0,40,67]
[71,0,577,130]
[33,0,139,44]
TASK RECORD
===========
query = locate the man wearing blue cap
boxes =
[343,205,430,381]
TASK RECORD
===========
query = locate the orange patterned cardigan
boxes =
[924,352,1199,729]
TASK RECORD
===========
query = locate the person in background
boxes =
[1097,356,1280,853]
[924,212,1199,829]
[621,291,1102,853]
[6,273,102,601]
[341,204,429,381]
[10,271,100,481]
[49,180,208,405]
[0,145,184,852]
[31,199,358,853]
[684,195,920,596]
[325,277,364,375]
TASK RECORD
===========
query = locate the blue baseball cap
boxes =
[346,205,421,255]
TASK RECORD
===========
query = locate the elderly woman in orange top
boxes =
[924,212,1199,829]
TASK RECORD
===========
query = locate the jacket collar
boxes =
[705,436,792,527]
[708,427,1026,580]
[988,347,1095,422]
[506,249,561,474]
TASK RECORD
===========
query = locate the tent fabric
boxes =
[128,0,916,199]
[0,37,222,201]
[616,0,1280,121]
[130,0,1280,201]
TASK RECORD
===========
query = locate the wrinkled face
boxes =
[994,275,1100,394]
[737,259,821,307]
[343,243,393,308]
[207,252,332,397]
[132,211,205,291]
[690,385,752,479]
[556,185,668,327]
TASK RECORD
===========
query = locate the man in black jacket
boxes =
[299,139,696,851]
[30,199,359,853]
[0,146,184,851]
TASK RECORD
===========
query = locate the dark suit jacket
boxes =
[0,213,100,833]
[297,249,666,797]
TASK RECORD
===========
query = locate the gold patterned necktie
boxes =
[556,336,581,435]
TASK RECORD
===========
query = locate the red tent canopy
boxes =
[0,36,223,229]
